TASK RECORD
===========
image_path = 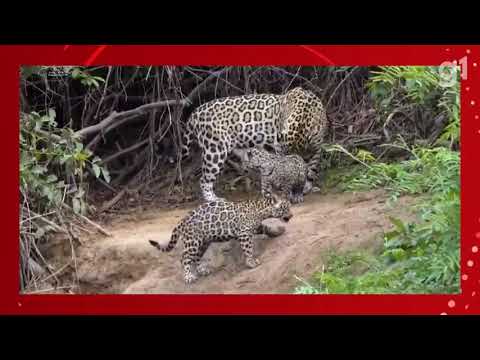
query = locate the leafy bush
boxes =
[20,108,110,291]
[20,109,110,215]
[295,145,460,294]
[368,66,460,145]
[341,145,459,197]
[22,66,105,88]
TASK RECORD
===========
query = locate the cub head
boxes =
[270,193,293,223]
[243,148,263,168]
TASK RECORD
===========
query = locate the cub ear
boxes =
[245,149,254,161]
[233,148,250,163]
[271,192,281,207]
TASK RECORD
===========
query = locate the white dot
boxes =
[472,291,476,296]
[467,260,474,267]
[471,100,476,106]
[466,86,470,91]
[474,63,478,67]
[448,300,456,308]
[476,115,479,120]
[476,232,480,238]
[473,246,479,253]
[440,312,448,315]
[446,48,450,52]
[465,304,470,310]
[467,49,471,54]
[462,274,468,281]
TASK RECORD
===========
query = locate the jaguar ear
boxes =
[245,149,254,161]
[271,193,281,207]
[233,148,250,163]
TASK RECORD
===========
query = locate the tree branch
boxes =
[75,98,187,139]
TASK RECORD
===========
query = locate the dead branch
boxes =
[78,67,231,149]
[29,211,68,233]
[76,98,187,140]
[61,203,112,236]
[102,137,150,164]
[183,67,232,105]
[326,68,359,109]
[99,188,127,213]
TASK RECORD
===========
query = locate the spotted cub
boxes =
[148,195,293,284]
[235,147,308,204]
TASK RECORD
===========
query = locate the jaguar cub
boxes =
[235,147,308,204]
[149,195,293,284]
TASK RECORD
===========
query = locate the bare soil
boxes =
[46,189,417,294]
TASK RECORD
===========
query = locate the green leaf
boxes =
[92,163,101,178]
[48,108,56,120]
[74,152,89,163]
[71,68,82,79]
[356,149,375,162]
[384,230,400,241]
[59,154,71,165]
[390,248,407,261]
[32,165,46,175]
[101,167,111,183]
[34,120,42,132]
[389,216,407,233]
[46,174,58,183]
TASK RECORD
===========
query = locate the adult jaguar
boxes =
[180,87,328,202]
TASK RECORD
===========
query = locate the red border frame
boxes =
[2,45,478,315]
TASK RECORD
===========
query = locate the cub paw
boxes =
[289,195,304,204]
[203,194,225,203]
[297,196,305,203]
[246,257,261,269]
[184,272,198,284]
[197,263,212,276]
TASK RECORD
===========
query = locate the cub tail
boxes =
[148,229,180,252]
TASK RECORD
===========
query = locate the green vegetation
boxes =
[20,67,109,291]
[20,110,109,217]
[19,65,460,294]
[295,145,460,294]
[295,66,460,294]
[368,66,460,145]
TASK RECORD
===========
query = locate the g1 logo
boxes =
[439,56,467,88]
